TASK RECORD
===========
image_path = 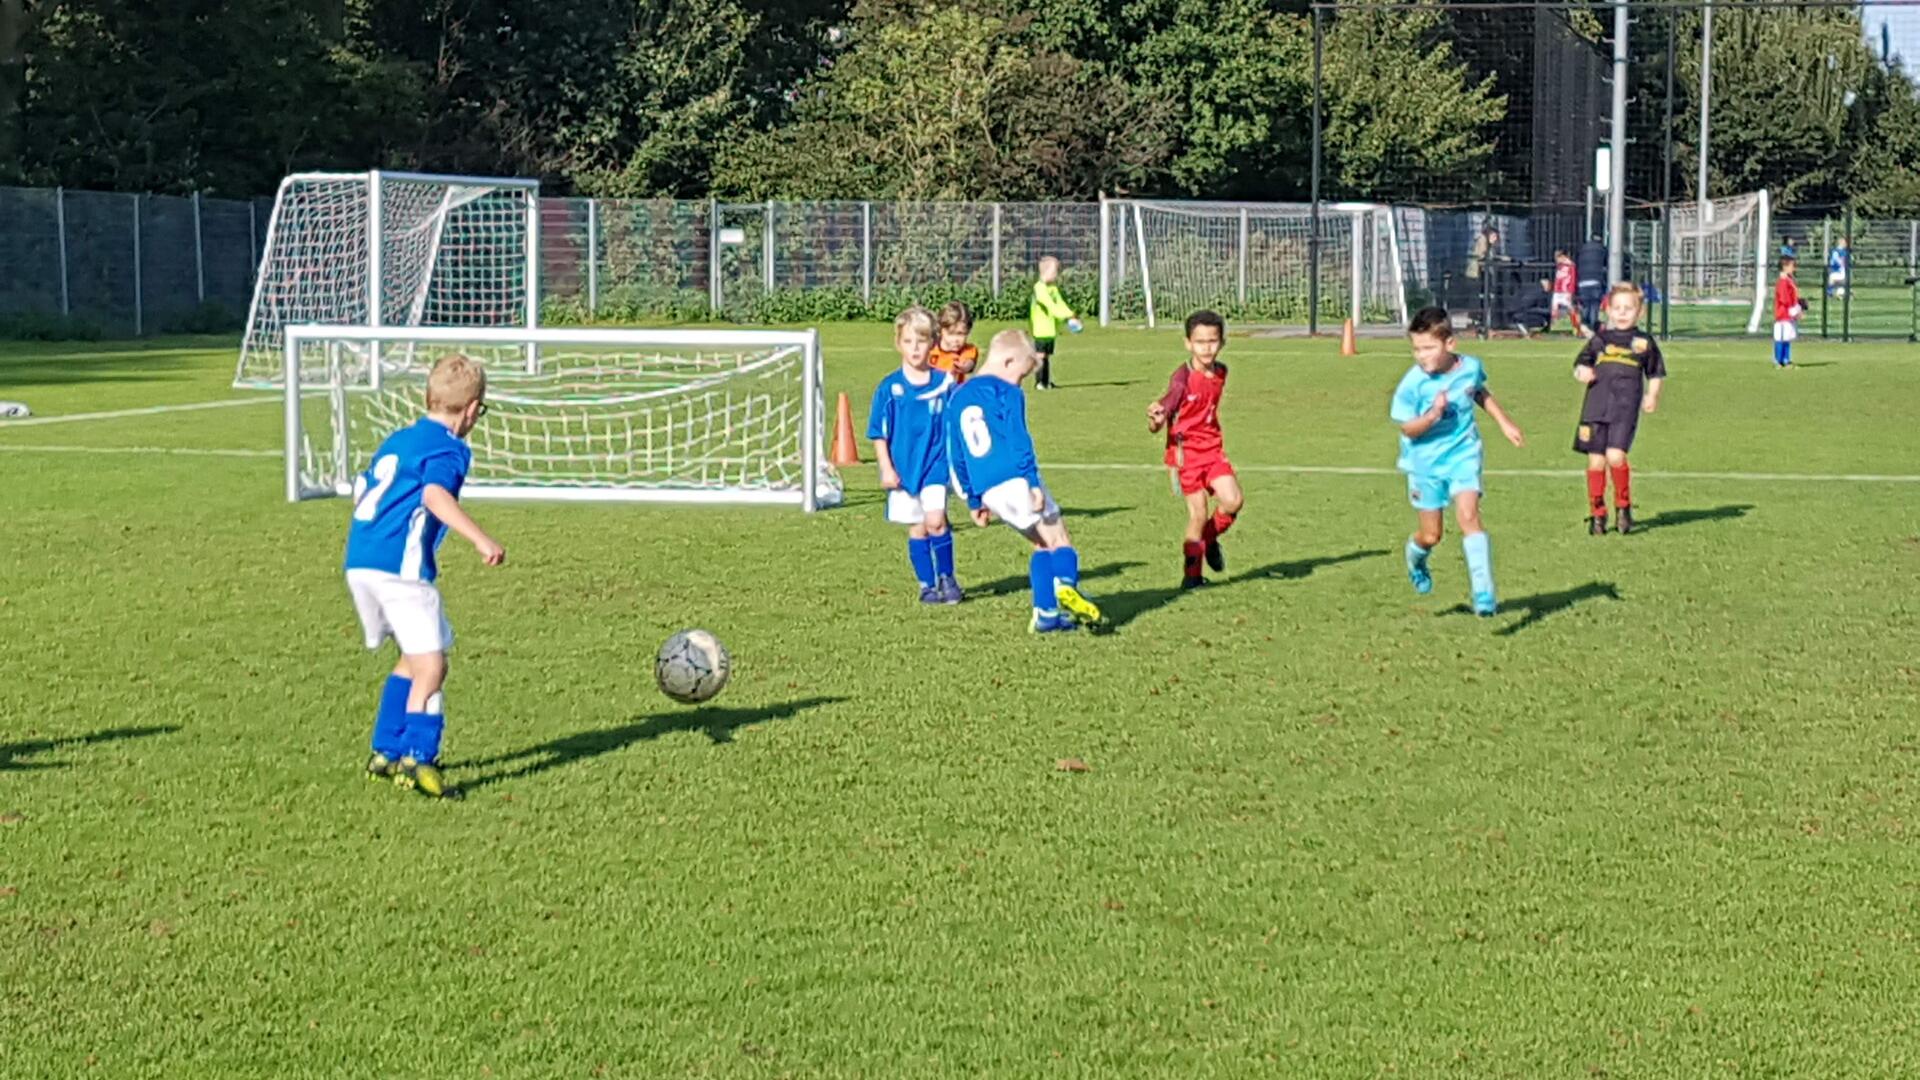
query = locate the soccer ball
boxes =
[655,629,731,704]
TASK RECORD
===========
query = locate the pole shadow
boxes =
[1095,548,1389,630]
[1443,581,1621,636]
[1633,504,1752,533]
[1,725,182,772]
[966,559,1144,600]
[453,696,845,792]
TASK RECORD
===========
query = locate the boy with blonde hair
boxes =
[1028,257,1082,390]
[345,353,506,799]
[1572,282,1665,534]
[868,306,962,603]
[947,329,1104,633]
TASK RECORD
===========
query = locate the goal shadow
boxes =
[451,696,846,792]
[0,725,181,772]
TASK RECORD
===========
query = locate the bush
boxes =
[159,300,243,335]
[0,311,106,341]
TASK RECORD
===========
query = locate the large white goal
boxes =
[1101,199,1408,330]
[237,170,540,387]
[283,325,841,511]
[1631,189,1772,334]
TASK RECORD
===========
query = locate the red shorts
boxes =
[1173,452,1235,496]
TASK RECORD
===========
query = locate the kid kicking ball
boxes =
[655,629,731,704]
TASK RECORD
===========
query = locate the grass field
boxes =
[4,324,1919,1078]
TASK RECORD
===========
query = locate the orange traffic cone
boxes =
[830,392,861,467]
[1339,318,1359,357]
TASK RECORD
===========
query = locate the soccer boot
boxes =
[1180,575,1209,591]
[1405,546,1433,596]
[936,575,964,605]
[393,756,464,801]
[1471,592,1498,618]
[1204,538,1226,574]
[918,584,943,605]
[366,752,399,780]
[1615,506,1636,534]
[1028,611,1079,634]
[1053,582,1106,628]
[1587,512,1609,536]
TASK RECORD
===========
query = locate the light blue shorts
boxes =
[1405,462,1483,511]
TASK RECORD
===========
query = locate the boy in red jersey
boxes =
[1772,255,1801,369]
[1146,310,1243,589]
[1550,249,1585,336]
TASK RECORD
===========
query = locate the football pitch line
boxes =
[0,442,1916,484]
[0,396,277,427]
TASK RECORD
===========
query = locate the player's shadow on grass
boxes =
[967,559,1144,600]
[454,696,845,792]
[1791,362,1836,368]
[1057,380,1146,390]
[0,725,181,772]
[1060,506,1131,520]
[1095,548,1389,631]
[1444,581,1621,636]
[1635,504,1753,532]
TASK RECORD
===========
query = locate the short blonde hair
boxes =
[1037,256,1061,274]
[936,300,974,332]
[986,328,1036,367]
[894,305,936,341]
[1606,281,1645,310]
[426,352,486,412]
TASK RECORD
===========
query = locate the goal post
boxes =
[1635,189,1772,334]
[238,170,541,388]
[283,325,841,511]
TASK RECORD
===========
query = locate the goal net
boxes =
[1104,200,1408,330]
[282,326,841,511]
[236,171,540,388]
[1631,190,1771,334]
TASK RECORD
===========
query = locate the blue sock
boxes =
[401,692,446,764]
[1772,340,1783,364]
[929,531,955,582]
[1029,549,1057,615]
[371,674,411,757]
[907,536,935,589]
[1051,545,1080,588]
[1405,537,1431,570]
[1462,531,1494,599]
[1781,341,1792,365]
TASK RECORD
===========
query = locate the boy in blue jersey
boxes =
[947,329,1105,633]
[1391,307,1525,616]
[868,306,962,604]
[343,353,505,799]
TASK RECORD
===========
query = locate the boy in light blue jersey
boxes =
[868,306,962,604]
[1391,306,1525,616]
[947,329,1105,633]
[343,353,505,799]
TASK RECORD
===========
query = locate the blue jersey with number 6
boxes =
[945,374,1042,507]
[343,418,472,582]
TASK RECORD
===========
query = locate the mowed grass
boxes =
[2,324,1919,1079]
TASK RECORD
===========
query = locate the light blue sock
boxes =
[1051,545,1080,587]
[401,692,446,764]
[371,674,411,757]
[1029,549,1057,615]
[1462,531,1494,600]
[1405,537,1431,572]
[929,531,955,582]
[907,536,935,588]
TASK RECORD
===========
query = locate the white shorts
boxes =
[886,484,948,525]
[980,477,1061,532]
[1550,293,1575,314]
[1773,319,1798,343]
[346,569,454,654]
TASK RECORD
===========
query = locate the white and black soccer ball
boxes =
[655,629,731,704]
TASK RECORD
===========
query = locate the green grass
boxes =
[3,325,1919,1078]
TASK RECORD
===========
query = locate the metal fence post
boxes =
[1842,203,1853,343]
[192,191,206,303]
[131,194,144,335]
[249,200,258,271]
[1237,207,1249,306]
[55,187,70,317]
[763,199,775,292]
[1350,210,1364,328]
[585,198,599,317]
[708,198,721,313]
[1098,197,1110,326]
[1821,218,1831,339]
[991,202,1003,297]
[861,201,872,306]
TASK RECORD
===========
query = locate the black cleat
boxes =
[1615,506,1635,534]
[1587,513,1609,536]
[1204,539,1225,574]
[1180,576,1209,591]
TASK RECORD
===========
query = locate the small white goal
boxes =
[283,325,841,511]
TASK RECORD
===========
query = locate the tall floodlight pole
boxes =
[1697,1,1712,214]
[1608,0,1629,284]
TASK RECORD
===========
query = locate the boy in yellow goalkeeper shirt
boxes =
[1029,256,1081,390]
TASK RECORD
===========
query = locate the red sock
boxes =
[1182,541,1205,579]
[1201,510,1237,543]
[1585,469,1606,514]
[1610,462,1632,508]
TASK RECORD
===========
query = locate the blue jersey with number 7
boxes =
[343,417,472,582]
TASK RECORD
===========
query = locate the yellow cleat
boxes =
[393,756,464,800]
[366,752,398,780]
[1054,583,1105,628]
